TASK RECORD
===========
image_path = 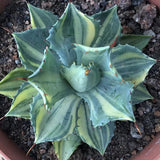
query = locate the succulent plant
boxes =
[0,2,156,160]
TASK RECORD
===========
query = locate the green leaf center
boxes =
[61,62,101,93]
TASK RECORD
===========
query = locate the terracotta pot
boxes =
[0,0,12,13]
[1,127,160,160]
[149,0,160,9]
[131,133,160,160]
[0,129,33,160]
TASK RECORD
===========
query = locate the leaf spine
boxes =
[0,116,5,121]
[85,70,91,75]
[134,122,142,135]
[44,104,47,110]
[26,143,36,157]
[85,51,89,54]
[13,77,28,81]
[121,79,125,83]
[114,73,118,77]
[110,36,118,47]
[44,46,48,54]
[44,93,47,96]
[0,26,12,34]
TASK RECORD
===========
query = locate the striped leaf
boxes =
[31,94,81,144]
[77,103,115,155]
[110,45,156,86]
[6,82,37,119]
[92,5,121,47]
[132,83,153,105]
[47,4,121,66]
[47,3,97,66]
[0,67,32,98]
[74,44,110,70]
[78,75,135,127]
[27,3,58,29]
[61,62,101,93]
[28,48,74,110]
[13,28,49,71]
[53,134,81,160]
[120,34,151,50]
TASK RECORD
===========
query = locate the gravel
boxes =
[0,0,160,160]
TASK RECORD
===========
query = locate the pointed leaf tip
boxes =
[27,3,58,29]
[26,143,36,156]
[77,104,115,155]
[53,134,81,160]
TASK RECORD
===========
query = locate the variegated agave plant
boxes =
[0,2,156,160]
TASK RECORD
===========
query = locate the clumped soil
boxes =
[0,0,160,160]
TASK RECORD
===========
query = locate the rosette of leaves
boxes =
[0,3,156,160]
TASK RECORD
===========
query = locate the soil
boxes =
[0,0,160,160]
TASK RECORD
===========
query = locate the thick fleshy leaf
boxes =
[131,83,153,105]
[47,3,98,66]
[28,48,74,110]
[12,28,49,71]
[27,3,58,29]
[47,4,121,66]
[78,75,135,127]
[53,134,81,160]
[92,5,121,47]
[120,34,151,50]
[73,44,110,70]
[31,94,81,144]
[61,62,101,93]
[77,103,115,155]
[111,45,156,86]
[0,67,32,98]
[6,82,37,119]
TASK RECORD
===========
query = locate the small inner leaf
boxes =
[61,62,101,93]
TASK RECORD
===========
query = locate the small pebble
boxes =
[25,11,29,14]
[119,0,131,10]
[154,111,160,117]
[152,39,156,42]
[144,30,156,37]
[145,101,153,113]
[157,33,160,39]
[133,4,157,29]
[25,21,29,25]
[137,147,143,151]
[39,148,46,154]
[128,141,137,150]
[7,22,13,27]
[131,150,137,156]
[130,122,144,138]
[151,134,155,139]
[15,59,20,64]
[146,78,160,90]
[144,135,151,141]
[137,107,145,116]
[155,124,160,132]
[131,0,144,6]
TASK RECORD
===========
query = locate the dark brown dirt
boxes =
[0,0,160,160]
